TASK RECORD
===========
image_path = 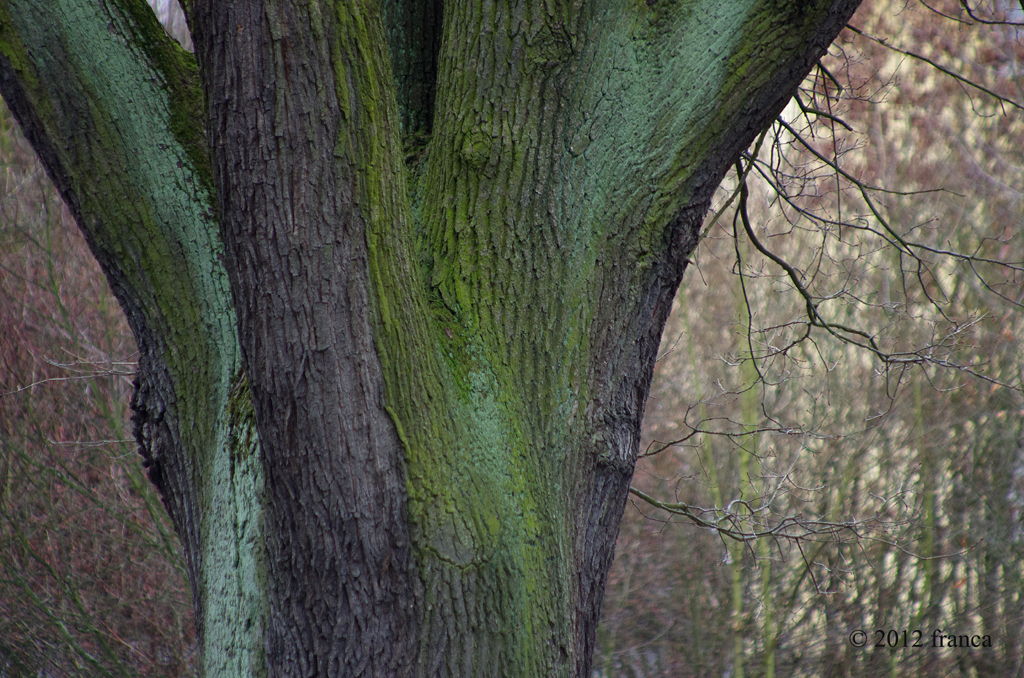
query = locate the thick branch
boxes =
[0,0,235,626]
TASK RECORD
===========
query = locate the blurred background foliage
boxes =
[598,1,1024,676]
[0,0,1021,676]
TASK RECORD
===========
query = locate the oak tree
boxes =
[0,0,863,675]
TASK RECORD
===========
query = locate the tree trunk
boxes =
[0,0,862,676]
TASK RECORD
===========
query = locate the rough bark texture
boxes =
[0,0,862,676]
[189,1,422,674]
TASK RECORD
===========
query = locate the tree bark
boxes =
[0,0,862,676]
[0,2,267,674]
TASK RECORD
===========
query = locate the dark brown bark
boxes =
[189,2,421,674]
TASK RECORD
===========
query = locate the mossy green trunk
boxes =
[0,0,861,675]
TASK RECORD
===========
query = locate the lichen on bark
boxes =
[0,0,864,675]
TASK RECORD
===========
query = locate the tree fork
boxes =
[0,0,863,676]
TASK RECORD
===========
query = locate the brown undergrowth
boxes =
[0,103,196,678]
